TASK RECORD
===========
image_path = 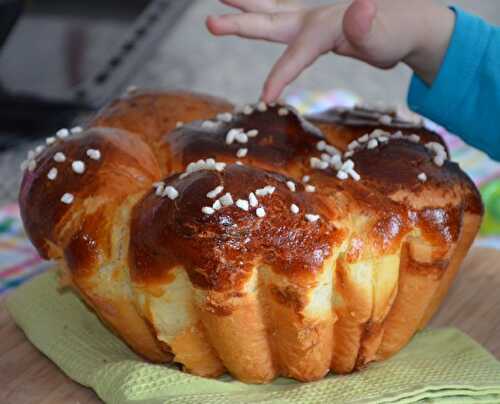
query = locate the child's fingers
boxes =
[341,0,399,68]
[220,0,302,13]
[261,7,346,102]
[206,12,303,43]
[342,0,378,55]
[261,30,324,101]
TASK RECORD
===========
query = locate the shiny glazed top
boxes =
[18,91,483,292]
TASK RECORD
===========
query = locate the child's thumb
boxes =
[342,0,377,52]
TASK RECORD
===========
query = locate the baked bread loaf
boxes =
[18,89,483,383]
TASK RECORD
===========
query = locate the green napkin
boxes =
[6,270,500,404]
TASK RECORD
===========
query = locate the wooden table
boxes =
[1,247,499,404]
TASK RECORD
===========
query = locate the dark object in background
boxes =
[0,0,23,48]
[0,0,192,149]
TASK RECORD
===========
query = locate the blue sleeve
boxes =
[407,6,500,161]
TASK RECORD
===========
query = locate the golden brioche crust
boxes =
[164,103,322,176]
[89,89,233,172]
[19,127,161,260]
[130,164,342,291]
[307,105,448,153]
[18,91,483,383]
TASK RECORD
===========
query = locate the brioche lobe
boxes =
[89,89,233,170]
[19,90,482,383]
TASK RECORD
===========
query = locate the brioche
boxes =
[19,90,483,383]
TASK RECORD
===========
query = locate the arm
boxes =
[408,7,500,161]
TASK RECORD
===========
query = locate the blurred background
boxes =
[0,0,498,240]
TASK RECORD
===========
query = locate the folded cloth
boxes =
[6,269,500,404]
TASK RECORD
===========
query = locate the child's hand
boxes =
[206,0,455,102]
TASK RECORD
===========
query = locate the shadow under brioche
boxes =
[18,89,483,383]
